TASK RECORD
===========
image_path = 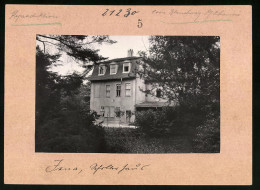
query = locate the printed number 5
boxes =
[137,19,143,28]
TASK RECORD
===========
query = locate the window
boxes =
[125,83,131,97]
[106,85,110,97]
[110,64,118,74]
[115,107,120,117]
[98,65,106,75]
[116,84,121,97]
[126,110,132,122]
[104,106,115,118]
[110,106,115,117]
[123,62,131,73]
[156,89,162,98]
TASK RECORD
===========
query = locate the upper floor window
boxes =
[116,84,121,97]
[110,64,118,75]
[106,85,110,98]
[125,83,131,97]
[98,65,106,75]
[123,62,131,73]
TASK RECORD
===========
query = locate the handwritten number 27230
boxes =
[102,8,139,17]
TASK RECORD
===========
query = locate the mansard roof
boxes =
[88,56,142,81]
[97,56,142,64]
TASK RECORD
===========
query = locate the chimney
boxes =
[127,49,134,57]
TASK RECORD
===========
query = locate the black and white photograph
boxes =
[35,35,220,153]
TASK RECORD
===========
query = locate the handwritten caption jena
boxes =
[45,159,150,175]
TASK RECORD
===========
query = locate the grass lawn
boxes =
[103,127,193,153]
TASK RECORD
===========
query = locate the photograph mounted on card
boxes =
[4,5,252,185]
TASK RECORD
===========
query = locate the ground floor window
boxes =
[156,89,162,98]
[103,106,115,118]
[126,110,132,123]
[115,107,121,117]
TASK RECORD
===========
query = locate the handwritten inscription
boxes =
[45,159,83,174]
[152,9,240,24]
[90,163,150,175]
[9,10,58,22]
[101,8,141,28]
[45,159,150,175]
[102,8,139,17]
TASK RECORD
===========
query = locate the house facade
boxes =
[88,50,171,124]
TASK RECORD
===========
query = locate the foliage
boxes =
[36,35,116,65]
[138,36,220,116]
[135,107,220,152]
[115,110,125,118]
[135,106,204,137]
[104,128,192,153]
[36,89,106,152]
[35,41,108,152]
[192,117,220,153]
[135,36,220,152]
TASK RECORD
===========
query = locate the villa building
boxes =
[88,49,172,124]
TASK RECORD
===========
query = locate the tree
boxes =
[35,35,116,152]
[35,47,61,125]
[36,35,115,62]
[36,35,116,119]
[138,36,220,116]
[136,36,220,152]
[36,35,116,76]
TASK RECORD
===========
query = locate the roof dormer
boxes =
[98,64,106,76]
[110,62,118,75]
[123,61,131,73]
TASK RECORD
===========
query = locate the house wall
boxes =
[90,78,169,123]
[90,79,136,123]
[135,76,146,104]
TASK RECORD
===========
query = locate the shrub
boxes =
[35,93,107,153]
[135,107,190,137]
[135,106,211,138]
[135,106,220,152]
[192,117,220,153]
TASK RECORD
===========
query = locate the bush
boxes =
[36,93,107,153]
[192,117,220,153]
[135,106,196,137]
[135,105,220,152]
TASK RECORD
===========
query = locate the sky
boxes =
[97,35,150,59]
[46,35,150,75]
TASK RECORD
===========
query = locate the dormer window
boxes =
[110,64,118,75]
[98,65,106,75]
[123,62,131,73]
